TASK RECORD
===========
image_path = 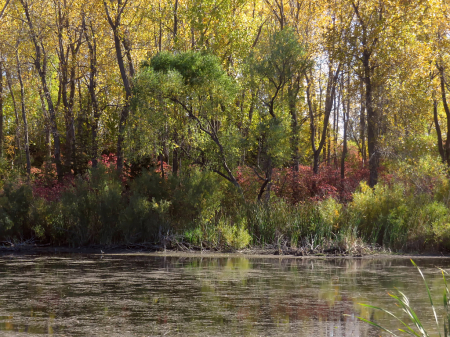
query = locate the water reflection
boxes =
[0,255,448,336]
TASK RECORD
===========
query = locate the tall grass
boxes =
[357,260,450,337]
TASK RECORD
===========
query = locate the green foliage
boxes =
[53,167,125,245]
[0,181,34,240]
[1,154,450,253]
[250,28,310,85]
[146,51,230,87]
[0,158,12,189]
[183,217,252,250]
[132,51,241,185]
[242,28,311,174]
[184,227,203,246]
[390,155,448,195]
[217,219,252,249]
[318,197,342,231]
[347,177,450,250]
[244,197,331,247]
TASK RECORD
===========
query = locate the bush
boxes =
[347,178,450,251]
[52,167,125,246]
[0,181,35,240]
[1,154,449,253]
[243,197,333,247]
[217,218,252,249]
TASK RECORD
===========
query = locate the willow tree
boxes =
[133,51,242,189]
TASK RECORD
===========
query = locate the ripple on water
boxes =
[0,255,448,336]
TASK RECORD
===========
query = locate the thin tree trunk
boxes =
[84,19,100,168]
[360,79,366,165]
[306,65,341,174]
[38,88,51,161]
[16,52,31,176]
[6,70,22,166]
[21,0,63,180]
[172,132,179,175]
[341,73,350,180]
[173,0,178,41]
[333,85,338,168]
[438,65,450,166]
[288,77,300,172]
[433,99,445,163]
[158,1,162,52]
[172,148,178,175]
[363,51,378,187]
[104,0,133,174]
[160,152,165,179]
[326,127,331,165]
[257,162,272,202]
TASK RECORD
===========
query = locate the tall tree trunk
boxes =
[288,77,300,172]
[16,52,31,176]
[360,79,366,165]
[173,0,178,41]
[158,2,162,52]
[56,10,81,173]
[84,19,100,168]
[433,99,445,163]
[257,160,272,202]
[38,88,51,161]
[363,51,378,187]
[0,5,8,159]
[172,147,179,175]
[438,65,450,166]
[172,131,179,175]
[159,152,165,179]
[326,127,331,165]
[306,65,341,174]
[6,70,22,166]
[341,105,348,180]
[104,0,133,174]
[341,74,350,180]
[333,86,339,168]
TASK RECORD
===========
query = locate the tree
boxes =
[103,0,135,173]
[0,0,12,158]
[20,0,63,179]
[134,51,242,189]
[247,27,310,200]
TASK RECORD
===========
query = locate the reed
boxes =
[357,259,450,337]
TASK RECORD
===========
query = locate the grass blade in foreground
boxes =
[411,259,441,337]
[357,260,448,337]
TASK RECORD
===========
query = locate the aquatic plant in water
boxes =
[357,260,450,336]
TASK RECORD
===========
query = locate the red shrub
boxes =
[237,159,369,204]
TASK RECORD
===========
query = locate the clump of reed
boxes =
[357,260,450,337]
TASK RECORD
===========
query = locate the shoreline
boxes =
[1,244,449,259]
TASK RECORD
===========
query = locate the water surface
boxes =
[0,253,448,336]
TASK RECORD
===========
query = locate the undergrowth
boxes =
[0,154,449,253]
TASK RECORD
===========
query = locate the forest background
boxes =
[0,0,450,253]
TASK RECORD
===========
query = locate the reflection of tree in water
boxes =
[0,255,446,336]
[165,257,400,336]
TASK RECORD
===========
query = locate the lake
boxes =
[0,253,448,336]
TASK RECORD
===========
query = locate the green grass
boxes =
[357,259,450,337]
